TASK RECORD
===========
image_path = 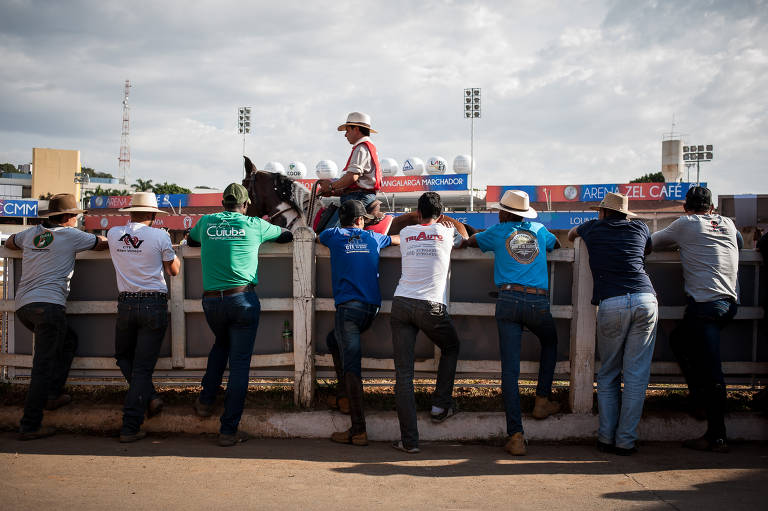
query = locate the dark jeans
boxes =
[670,297,738,440]
[16,302,78,433]
[199,291,261,435]
[391,296,460,449]
[495,290,558,436]
[326,300,379,378]
[327,191,377,229]
[114,294,168,435]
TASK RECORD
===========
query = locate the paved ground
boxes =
[1,433,766,511]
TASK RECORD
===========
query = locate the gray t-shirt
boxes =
[13,224,98,308]
[651,214,739,302]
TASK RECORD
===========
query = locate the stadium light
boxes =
[682,143,714,185]
[463,88,481,211]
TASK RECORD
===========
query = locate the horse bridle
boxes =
[248,170,305,229]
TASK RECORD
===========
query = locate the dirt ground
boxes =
[1,433,766,511]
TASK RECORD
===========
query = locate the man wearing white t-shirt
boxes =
[107,192,180,443]
[390,192,463,453]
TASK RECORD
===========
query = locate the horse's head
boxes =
[242,156,308,230]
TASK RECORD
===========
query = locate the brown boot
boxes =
[532,395,561,419]
[327,395,351,414]
[330,428,369,446]
[504,432,527,456]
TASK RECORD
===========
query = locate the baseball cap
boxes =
[685,186,712,210]
[222,183,251,205]
[339,200,374,225]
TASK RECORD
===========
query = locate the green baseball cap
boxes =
[222,183,251,205]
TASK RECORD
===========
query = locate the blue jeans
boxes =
[596,293,658,449]
[391,296,460,449]
[114,294,168,435]
[327,191,376,229]
[326,300,379,378]
[670,297,737,440]
[199,291,261,435]
[495,290,558,436]
[16,302,78,433]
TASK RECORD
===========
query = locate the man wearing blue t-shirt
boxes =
[569,192,657,456]
[461,190,560,456]
[318,200,399,446]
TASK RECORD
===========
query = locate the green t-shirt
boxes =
[188,211,283,291]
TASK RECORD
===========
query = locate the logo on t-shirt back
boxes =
[33,231,54,249]
[505,229,539,264]
[345,234,370,254]
[119,233,144,249]
[206,220,246,240]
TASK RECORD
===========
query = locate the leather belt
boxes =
[118,292,167,301]
[202,284,254,298]
[499,284,547,296]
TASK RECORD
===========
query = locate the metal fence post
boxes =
[292,227,316,407]
[569,238,596,414]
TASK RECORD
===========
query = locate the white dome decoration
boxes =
[286,161,307,179]
[315,160,339,179]
[453,155,472,174]
[264,161,286,175]
[379,157,400,177]
[402,157,425,176]
[426,156,448,175]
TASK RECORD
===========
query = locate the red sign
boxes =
[187,193,222,207]
[84,214,203,231]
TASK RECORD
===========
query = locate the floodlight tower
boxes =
[463,88,481,211]
[683,144,714,186]
[238,107,251,155]
[118,80,131,184]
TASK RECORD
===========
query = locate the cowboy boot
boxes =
[330,373,367,446]
[327,345,350,414]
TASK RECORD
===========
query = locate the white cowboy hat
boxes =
[119,192,169,215]
[492,190,538,219]
[337,112,378,134]
[590,192,636,216]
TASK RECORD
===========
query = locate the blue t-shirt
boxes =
[577,218,655,305]
[475,221,557,289]
[318,227,392,306]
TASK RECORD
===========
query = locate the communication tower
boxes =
[118,80,131,184]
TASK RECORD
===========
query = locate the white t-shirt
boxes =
[13,224,98,308]
[394,223,456,305]
[108,222,176,293]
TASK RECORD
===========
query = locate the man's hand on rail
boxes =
[458,235,479,249]
[5,234,18,250]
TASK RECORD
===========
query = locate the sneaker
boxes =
[193,397,214,417]
[596,440,614,453]
[147,397,164,418]
[218,430,249,447]
[532,396,561,420]
[119,431,147,443]
[44,394,72,411]
[682,435,729,453]
[504,432,527,456]
[330,429,368,446]
[431,404,459,424]
[18,426,56,441]
[392,441,420,454]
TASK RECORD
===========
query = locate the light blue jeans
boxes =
[596,293,658,450]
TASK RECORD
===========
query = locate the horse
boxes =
[242,156,479,238]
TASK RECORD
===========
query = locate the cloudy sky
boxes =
[0,0,766,197]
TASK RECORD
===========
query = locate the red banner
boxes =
[83,214,203,231]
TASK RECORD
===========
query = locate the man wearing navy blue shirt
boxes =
[318,200,399,446]
[461,190,561,456]
[569,192,657,456]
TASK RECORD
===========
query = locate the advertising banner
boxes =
[298,174,469,192]
[444,211,599,231]
[89,193,189,209]
[0,199,38,217]
[486,182,706,203]
[83,214,203,231]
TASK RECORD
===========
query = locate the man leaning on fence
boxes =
[390,192,463,454]
[107,192,180,443]
[568,192,658,456]
[5,194,108,440]
[317,200,399,446]
[460,190,561,456]
[651,186,742,453]
[186,183,293,447]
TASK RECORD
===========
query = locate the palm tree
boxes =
[133,178,154,192]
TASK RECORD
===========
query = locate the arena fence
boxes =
[0,227,764,413]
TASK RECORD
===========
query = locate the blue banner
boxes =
[444,211,598,231]
[0,199,38,217]
[89,193,189,209]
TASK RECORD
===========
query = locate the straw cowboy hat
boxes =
[492,190,538,219]
[38,193,85,217]
[590,192,636,216]
[119,192,169,215]
[337,112,378,134]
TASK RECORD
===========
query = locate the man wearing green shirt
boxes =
[187,183,293,446]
